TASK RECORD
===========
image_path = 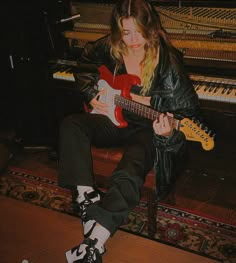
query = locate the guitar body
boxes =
[87,65,215,150]
[90,65,141,128]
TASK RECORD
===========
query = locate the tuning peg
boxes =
[199,123,205,129]
[196,120,201,126]
[192,118,201,126]
[191,117,197,122]
[208,130,216,138]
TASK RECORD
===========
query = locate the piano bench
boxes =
[91,146,157,238]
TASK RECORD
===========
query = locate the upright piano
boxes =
[50,0,236,148]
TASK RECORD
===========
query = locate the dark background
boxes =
[2,0,74,146]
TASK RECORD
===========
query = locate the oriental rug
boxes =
[0,167,235,263]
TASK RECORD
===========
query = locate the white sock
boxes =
[90,225,110,253]
[76,186,94,203]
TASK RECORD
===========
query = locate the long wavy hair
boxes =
[110,0,173,95]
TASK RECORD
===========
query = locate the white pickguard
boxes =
[90,79,122,126]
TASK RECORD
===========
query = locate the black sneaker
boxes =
[65,238,104,263]
[77,191,100,238]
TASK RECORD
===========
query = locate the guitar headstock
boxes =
[179,118,215,151]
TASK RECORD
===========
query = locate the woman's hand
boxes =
[153,113,173,137]
[90,89,109,115]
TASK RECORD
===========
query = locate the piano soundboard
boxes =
[52,62,236,107]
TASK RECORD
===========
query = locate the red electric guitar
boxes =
[89,65,215,151]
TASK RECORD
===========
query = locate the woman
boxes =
[59,0,199,262]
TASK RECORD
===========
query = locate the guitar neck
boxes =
[114,94,179,129]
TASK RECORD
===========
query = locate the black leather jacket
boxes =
[73,35,200,200]
[74,35,199,118]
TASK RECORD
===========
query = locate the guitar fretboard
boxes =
[114,94,179,129]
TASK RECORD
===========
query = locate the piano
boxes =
[50,0,236,143]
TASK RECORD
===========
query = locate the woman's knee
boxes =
[110,170,143,208]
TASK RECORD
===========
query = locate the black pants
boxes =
[58,113,155,235]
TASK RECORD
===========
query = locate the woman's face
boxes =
[121,17,147,52]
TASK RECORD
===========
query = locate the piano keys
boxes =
[51,63,236,106]
[51,59,77,82]
[53,68,75,82]
[191,75,236,105]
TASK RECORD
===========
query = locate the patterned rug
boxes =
[0,167,235,263]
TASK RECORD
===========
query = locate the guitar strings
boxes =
[114,94,177,129]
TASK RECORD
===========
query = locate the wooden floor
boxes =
[0,196,219,263]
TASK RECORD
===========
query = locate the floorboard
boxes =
[0,196,219,263]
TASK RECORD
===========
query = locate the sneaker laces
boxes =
[65,238,103,263]
[87,246,97,263]
[84,238,102,263]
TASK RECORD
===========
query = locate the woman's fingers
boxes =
[90,89,109,114]
[94,102,109,114]
[153,113,173,136]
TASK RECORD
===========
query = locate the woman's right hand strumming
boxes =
[90,89,109,115]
